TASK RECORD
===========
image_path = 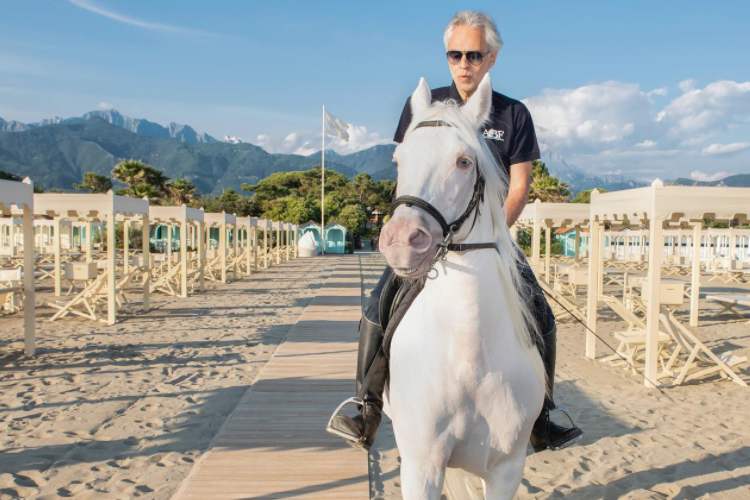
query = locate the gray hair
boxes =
[443,11,503,54]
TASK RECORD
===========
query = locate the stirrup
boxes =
[548,407,583,450]
[326,397,365,444]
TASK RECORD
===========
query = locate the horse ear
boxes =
[461,73,492,127]
[410,77,432,117]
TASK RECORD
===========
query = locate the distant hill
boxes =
[670,174,750,187]
[0,118,356,193]
[1,109,664,195]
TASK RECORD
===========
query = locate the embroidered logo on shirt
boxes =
[482,128,505,141]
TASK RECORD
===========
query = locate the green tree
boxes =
[336,203,368,234]
[571,187,607,203]
[74,171,113,193]
[528,160,571,202]
[167,178,197,205]
[200,189,257,216]
[112,159,169,202]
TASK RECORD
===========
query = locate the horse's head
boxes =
[380,74,495,278]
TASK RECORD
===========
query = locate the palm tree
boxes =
[112,159,169,201]
[74,172,113,193]
[528,160,570,202]
[167,178,197,205]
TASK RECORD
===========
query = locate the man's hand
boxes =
[504,161,532,227]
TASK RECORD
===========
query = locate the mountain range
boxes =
[1,110,746,194]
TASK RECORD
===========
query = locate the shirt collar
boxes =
[449,82,464,103]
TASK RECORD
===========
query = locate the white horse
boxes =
[378,74,545,500]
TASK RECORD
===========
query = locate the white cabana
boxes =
[515,199,591,281]
[586,181,750,387]
[34,191,150,325]
[149,205,205,297]
[235,216,259,277]
[204,212,237,283]
[0,178,35,355]
[256,218,272,268]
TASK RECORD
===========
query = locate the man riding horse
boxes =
[329,10,582,452]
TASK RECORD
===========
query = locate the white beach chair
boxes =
[706,293,750,320]
[661,311,747,386]
[599,295,672,373]
[0,268,23,314]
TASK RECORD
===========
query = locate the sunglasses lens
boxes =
[446,51,463,63]
[467,51,484,64]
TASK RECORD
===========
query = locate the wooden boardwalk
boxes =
[173,255,371,499]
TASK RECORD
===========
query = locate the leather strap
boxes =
[446,242,498,252]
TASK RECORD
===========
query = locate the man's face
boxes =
[446,25,497,99]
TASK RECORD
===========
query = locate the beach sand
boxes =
[0,257,331,499]
[2,254,749,499]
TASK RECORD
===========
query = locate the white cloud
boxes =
[97,101,114,110]
[524,81,653,150]
[678,79,696,93]
[256,123,390,156]
[647,87,668,97]
[524,79,750,180]
[656,80,750,134]
[67,0,213,36]
[689,170,731,182]
[701,142,750,156]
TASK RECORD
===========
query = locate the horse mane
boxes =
[405,99,541,351]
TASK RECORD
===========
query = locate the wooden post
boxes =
[85,222,93,262]
[107,212,116,325]
[275,222,281,265]
[252,226,259,270]
[644,216,663,388]
[167,223,173,268]
[142,214,150,310]
[197,221,205,291]
[690,222,702,326]
[180,220,188,297]
[123,220,130,274]
[585,220,601,359]
[544,225,551,282]
[220,217,228,283]
[53,218,62,297]
[232,223,239,278]
[531,218,541,273]
[263,221,270,269]
[574,227,581,260]
[22,201,35,356]
[245,226,252,276]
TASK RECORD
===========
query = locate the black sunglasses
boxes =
[446,50,488,66]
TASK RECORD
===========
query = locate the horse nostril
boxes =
[408,228,431,251]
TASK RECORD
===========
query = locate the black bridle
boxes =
[389,120,498,266]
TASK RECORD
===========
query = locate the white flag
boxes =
[324,110,350,141]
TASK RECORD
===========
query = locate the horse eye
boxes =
[456,156,474,169]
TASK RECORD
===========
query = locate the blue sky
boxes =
[1,0,749,181]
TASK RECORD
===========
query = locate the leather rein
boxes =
[389,120,498,267]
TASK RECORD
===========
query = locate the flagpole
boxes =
[321,105,326,255]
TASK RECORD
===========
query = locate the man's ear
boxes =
[461,73,492,128]
[410,77,432,117]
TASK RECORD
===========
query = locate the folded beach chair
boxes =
[599,295,671,373]
[706,293,750,320]
[662,311,748,386]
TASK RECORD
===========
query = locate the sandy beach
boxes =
[2,254,749,499]
[0,257,332,499]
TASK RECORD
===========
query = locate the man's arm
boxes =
[504,161,532,227]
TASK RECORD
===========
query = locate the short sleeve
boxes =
[508,103,541,165]
[393,97,413,143]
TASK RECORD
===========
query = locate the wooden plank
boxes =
[172,256,369,500]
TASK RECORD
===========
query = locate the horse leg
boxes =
[481,448,527,500]
[399,454,446,500]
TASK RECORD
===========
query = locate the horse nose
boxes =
[380,218,433,254]
[407,227,432,252]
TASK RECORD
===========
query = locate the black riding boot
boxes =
[327,268,399,450]
[522,263,583,452]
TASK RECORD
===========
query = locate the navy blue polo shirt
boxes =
[393,82,541,177]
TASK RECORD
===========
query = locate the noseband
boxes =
[390,120,499,268]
